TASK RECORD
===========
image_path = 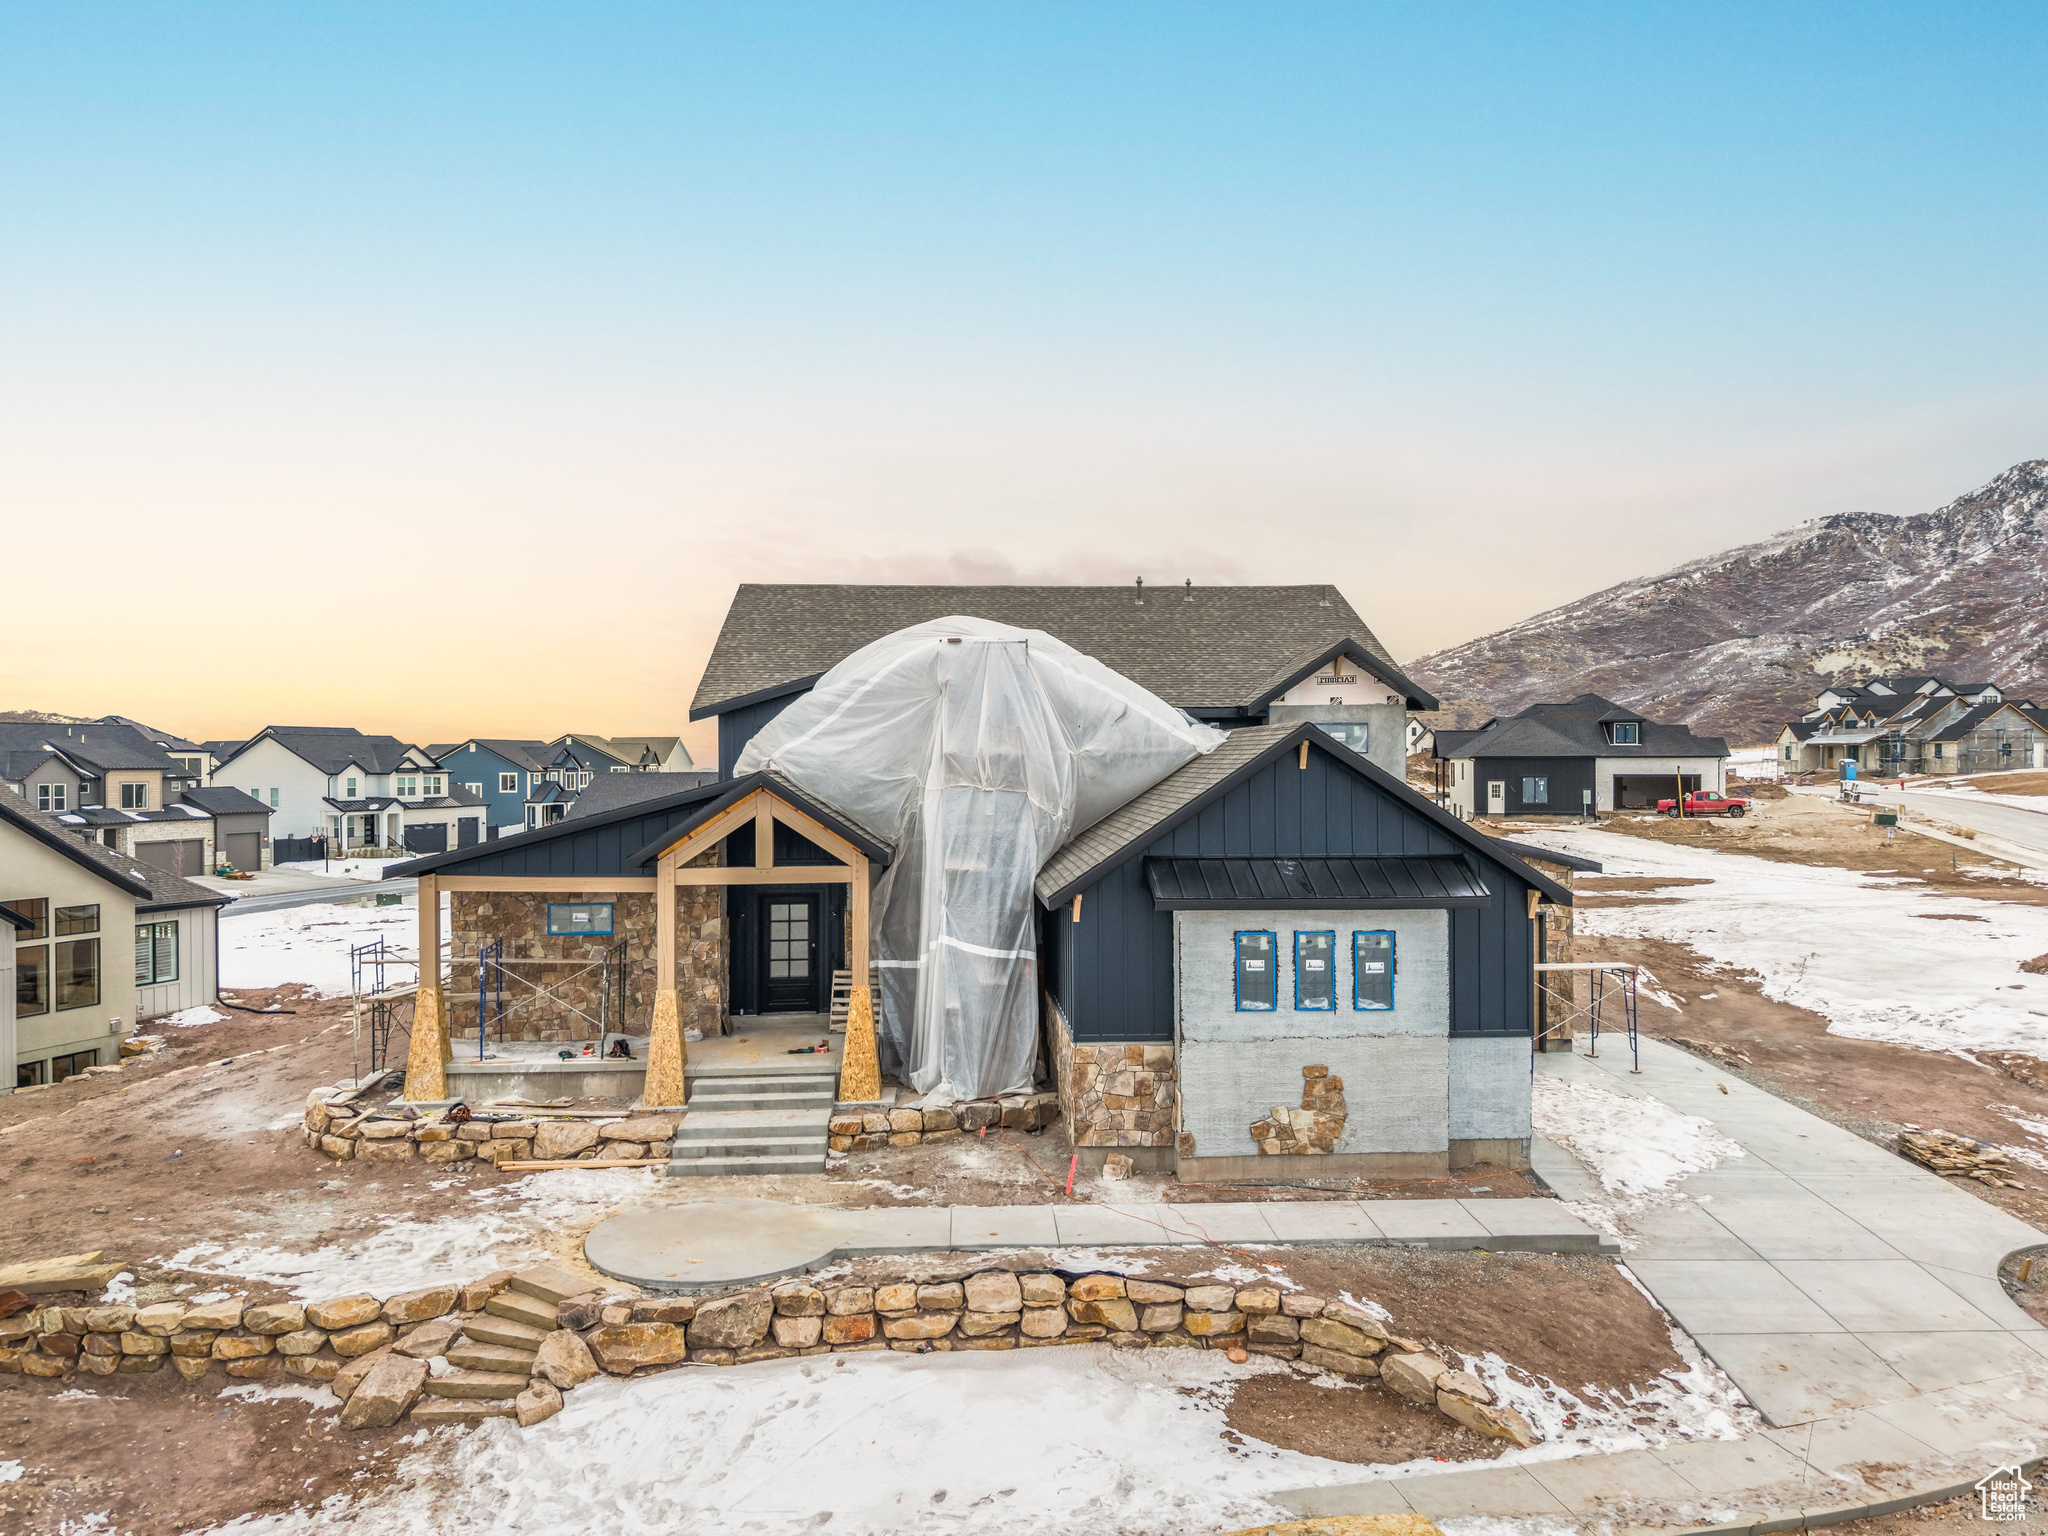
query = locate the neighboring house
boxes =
[431,739,550,831]
[180,787,275,872]
[591,735,697,773]
[211,726,485,852]
[0,720,205,816]
[1,795,230,1089]
[1436,695,1730,817]
[1776,676,2042,776]
[91,716,211,779]
[688,583,1437,779]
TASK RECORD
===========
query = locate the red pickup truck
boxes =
[1657,790,1747,818]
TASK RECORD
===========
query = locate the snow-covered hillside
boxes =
[1409,460,2048,744]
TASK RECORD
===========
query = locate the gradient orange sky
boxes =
[6,6,2044,766]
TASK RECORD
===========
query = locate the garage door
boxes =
[222,831,261,871]
[404,822,449,855]
[139,839,205,876]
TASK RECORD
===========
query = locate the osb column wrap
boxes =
[838,987,881,1102]
[1044,995,1175,1149]
[1523,859,1577,1034]
[403,986,448,1101]
[642,989,686,1108]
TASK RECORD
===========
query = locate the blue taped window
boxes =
[1522,776,1548,804]
[547,902,614,937]
[1354,931,1394,1009]
[1294,931,1336,1010]
[1234,931,1277,1011]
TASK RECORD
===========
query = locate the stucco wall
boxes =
[1266,703,1408,778]
[1447,1035,1532,1140]
[1172,907,1451,1159]
[2,824,138,1081]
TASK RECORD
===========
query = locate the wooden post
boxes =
[839,851,881,1102]
[1298,741,1309,771]
[754,800,773,870]
[1071,892,1083,923]
[644,848,685,1108]
[402,874,448,1100]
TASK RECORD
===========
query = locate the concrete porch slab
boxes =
[1687,1332,1910,1426]
[1625,1261,1846,1335]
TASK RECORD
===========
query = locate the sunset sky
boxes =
[4,4,2045,763]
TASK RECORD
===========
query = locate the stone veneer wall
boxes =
[827,1093,1058,1152]
[446,850,727,1043]
[0,1258,1537,1448]
[1045,994,1176,1170]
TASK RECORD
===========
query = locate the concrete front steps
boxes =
[668,1070,837,1178]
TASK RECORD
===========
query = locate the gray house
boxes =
[1437,695,1729,817]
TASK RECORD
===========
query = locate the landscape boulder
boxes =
[586,1323,690,1374]
[687,1292,774,1351]
[338,1354,428,1430]
[534,1328,601,1389]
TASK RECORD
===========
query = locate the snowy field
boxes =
[219,897,445,997]
[1513,826,2048,1061]
[210,1329,1748,1536]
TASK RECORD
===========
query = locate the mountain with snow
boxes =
[1408,459,2048,745]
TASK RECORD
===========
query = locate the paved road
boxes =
[1854,784,2048,858]
[217,878,418,918]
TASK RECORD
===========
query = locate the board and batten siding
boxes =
[1470,756,1597,818]
[717,693,804,779]
[1048,745,1541,1044]
[135,906,220,1019]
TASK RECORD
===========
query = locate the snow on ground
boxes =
[277,858,408,882]
[163,1169,665,1298]
[1531,1075,1743,1240]
[162,1005,230,1027]
[1514,826,2048,1061]
[210,1337,1755,1536]
[219,899,443,997]
[1532,1077,1743,1207]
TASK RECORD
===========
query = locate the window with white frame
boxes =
[37,783,66,812]
[345,777,357,797]
[396,775,418,797]
[425,775,443,795]
[499,772,519,794]
[463,782,482,796]
[269,788,279,808]
[120,782,148,809]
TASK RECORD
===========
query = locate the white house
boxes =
[212,726,488,854]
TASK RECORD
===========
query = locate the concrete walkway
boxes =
[584,1195,1615,1292]
[1272,1037,2048,1531]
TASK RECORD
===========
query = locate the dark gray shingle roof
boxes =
[564,772,721,820]
[688,584,1409,718]
[225,727,425,775]
[182,786,272,818]
[1445,694,1727,761]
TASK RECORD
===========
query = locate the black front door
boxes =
[760,895,819,1012]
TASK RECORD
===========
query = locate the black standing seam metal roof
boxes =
[1484,837,1604,874]
[1144,856,1492,910]
[1034,721,1574,908]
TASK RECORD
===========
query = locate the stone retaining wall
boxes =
[827,1092,1058,1151]
[0,1259,1538,1447]
[302,1088,677,1168]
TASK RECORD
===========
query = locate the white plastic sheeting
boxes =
[736,617,1222,1101]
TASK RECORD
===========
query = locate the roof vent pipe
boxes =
[1134,576,1143,605]
[1184,578,1193,601]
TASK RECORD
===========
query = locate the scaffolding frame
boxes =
[1532,961,1640,1072]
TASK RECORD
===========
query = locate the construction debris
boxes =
[1897,1127,2025,1187]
